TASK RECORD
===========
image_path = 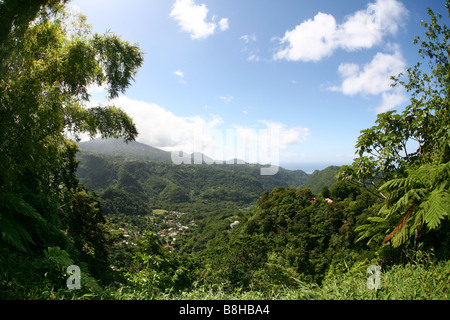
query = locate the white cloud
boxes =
[219,96,234,104]
[258,120,311,148]
[174,70,187,85]
[331,45,408,113]
[274,0,408,62]
[274,12,338,62]
[170,0,229,39]
[218,18,229,31]
[108,97,310,165]
[369,0,409,34]
[233,121,310,152]
[335,49,406,96]
[240,34,256,43]
[229,120,310,166]
[242,106,254,115]
[240,33,262,62]
[173,70,184,78]
[247,54,261,62]
[231,121,310,166]
[110,96,222,153]
[87,83,107,95]
[336,9,384,51]
[376,89,408,114]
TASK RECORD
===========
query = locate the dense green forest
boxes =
[1,0,449,302]
[75,140,335,253]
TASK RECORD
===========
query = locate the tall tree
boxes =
[0,0,68,46]
[0,1,144,253]
[338,1,450,249]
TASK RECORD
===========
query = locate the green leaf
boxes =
[420,188,450,230]
[0,193,45,251]
[45,246,74,268]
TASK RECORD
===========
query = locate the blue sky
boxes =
[71,0,448,172]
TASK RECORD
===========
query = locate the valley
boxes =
[76,138,340,253]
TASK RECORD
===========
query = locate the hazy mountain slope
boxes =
[77,138,310,191]
[78,138,173,162]
[76,153,267,213]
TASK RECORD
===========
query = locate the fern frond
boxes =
[0,215,33,252]
[355,217,389,245]
[374,161,450,248]
[383,203,416,245]
[45,246,74,268]
[0,193,46,252]
[0,193,45,222]
[419,187,450,230]
[367,216,386,223]
[390,218,413,248]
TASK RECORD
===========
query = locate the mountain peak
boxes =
[78,138,173,162]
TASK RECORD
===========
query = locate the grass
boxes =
[4,252,449,300]
[106,257,450,300]
[153,209,168,215]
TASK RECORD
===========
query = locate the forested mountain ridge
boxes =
[76,152,269,210]
[77,138,334,200]
[75,149,314,213]
[75,139,344,256]
[78,138,311,180]
[78,139,316,198]
[78,138,173,162]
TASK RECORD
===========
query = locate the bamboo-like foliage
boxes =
[0,2,143,254]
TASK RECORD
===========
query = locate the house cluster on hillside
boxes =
[112,227,138,247]
[157,211,196,250]
[109,210,197,251]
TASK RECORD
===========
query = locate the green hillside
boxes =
[75,140,311,254]
[77,153,260,209]
[76,152,310,211]
[77,138,310,194]
[78,138,310,187]
[300,165,340,193]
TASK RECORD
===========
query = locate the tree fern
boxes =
[418,186,450,230]
[381,162,450,247]
[0,193,46,252]
[355,216,389,246]
[357,162,450,248]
